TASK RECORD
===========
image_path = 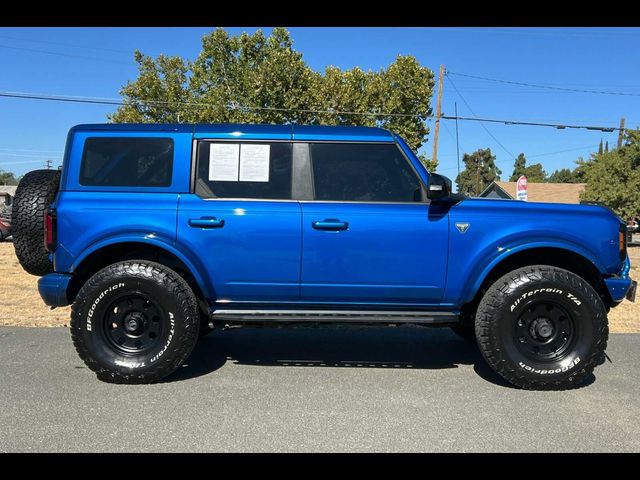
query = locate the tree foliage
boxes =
[580,130,640,220]
[509,153,546,182]
[455,148,502,196]
[547,168,580,183]
[0,170,18,186]
[110,28,436,165]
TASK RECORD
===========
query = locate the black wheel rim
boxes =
[514,300,576,363]
[101,293,164,356]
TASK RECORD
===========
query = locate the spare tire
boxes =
[12,169,61,276]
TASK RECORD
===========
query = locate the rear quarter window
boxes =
[79,137,174,187]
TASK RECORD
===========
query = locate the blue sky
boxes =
[1,27,639,179]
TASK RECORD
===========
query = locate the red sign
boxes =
[516,175,528,201]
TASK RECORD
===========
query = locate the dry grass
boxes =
[0,241,71,327]
[608,245,640,332]
[0,241,638,332]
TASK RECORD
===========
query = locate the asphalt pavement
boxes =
[0,326,638,452]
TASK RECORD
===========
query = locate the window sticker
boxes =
[239,144,270,182]
[209,143,240,181]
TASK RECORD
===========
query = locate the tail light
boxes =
[619,224,627,261]
[44,207,57,252]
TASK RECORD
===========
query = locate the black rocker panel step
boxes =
[209,309,459,324]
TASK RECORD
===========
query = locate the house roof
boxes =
[482,181,586,204]
[0,186,17,196]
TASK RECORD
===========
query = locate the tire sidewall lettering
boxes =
[86,282,126,332]
[510,287,582,313]
[518,356,581,375]
[150,312,175,364]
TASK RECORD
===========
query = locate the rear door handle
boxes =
[312,220,349,231]
[189,217,225,229]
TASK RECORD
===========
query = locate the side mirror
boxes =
[427,173,452,201]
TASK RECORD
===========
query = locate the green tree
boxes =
[455,148,502,196]
[580,130,640,219]
[418,153,438,172]
[547,168,578,183]
[110,28,435,165]
[523,163,547,182]
[509,153,527,181]
[509,153,546,182]
[0,170,18,185]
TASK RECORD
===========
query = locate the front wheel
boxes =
[71,261,200,384]
[476,265,608,390]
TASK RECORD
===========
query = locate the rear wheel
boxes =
[71,261,200,384]
[476,265,608,390]
[12,169,60,276]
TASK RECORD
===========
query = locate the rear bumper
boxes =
[38,273,72,307]
[604,255,636,303]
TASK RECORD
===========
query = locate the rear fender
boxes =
[69,233,213,299]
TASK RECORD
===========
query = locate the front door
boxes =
[300,142,449,305]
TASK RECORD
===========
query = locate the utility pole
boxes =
[454,102,461,182]
[617,117,626,149]
[475,159,483,197]
[431,64,445,165]
[44,159,52,170]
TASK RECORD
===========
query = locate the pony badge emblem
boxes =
[456,222,470,234]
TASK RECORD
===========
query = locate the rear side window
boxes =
[310,143,421,202]
[80,137,174,187]
[195,142,293,199]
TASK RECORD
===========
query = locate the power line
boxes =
[445,74,516,159]
[0,147,63,154]
[0,159,50,166]
[448,71,640,97]
[0,90,428,118]
[528,144,600,158]
[441,115,621,132]
[0,44,131,65]
[0,34,132,54]
[437,144,598,173]
[423,27,639,39]
[0,88,632,133]
[0,152,62,159]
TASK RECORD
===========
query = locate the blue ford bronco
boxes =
[11,123,636,389]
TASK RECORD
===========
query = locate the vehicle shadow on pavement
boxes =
[166,326,516,388]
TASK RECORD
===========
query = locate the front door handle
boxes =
[189,217,225,229]
[312,219,349,231]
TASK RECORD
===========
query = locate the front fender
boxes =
[454,236,606,306]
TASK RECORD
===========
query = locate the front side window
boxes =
[310,143,421,202]
[80,137,174,187]
[195,142,293,199]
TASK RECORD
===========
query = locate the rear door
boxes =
[177,139,301,303]
[300,142,449,305]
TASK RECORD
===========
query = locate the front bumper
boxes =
[604,255,636,303]
[38,273,72,307]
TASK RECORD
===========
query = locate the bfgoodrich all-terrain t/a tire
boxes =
[71,261,200,384]
[12,169,60,276]
[475,265,608,390]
